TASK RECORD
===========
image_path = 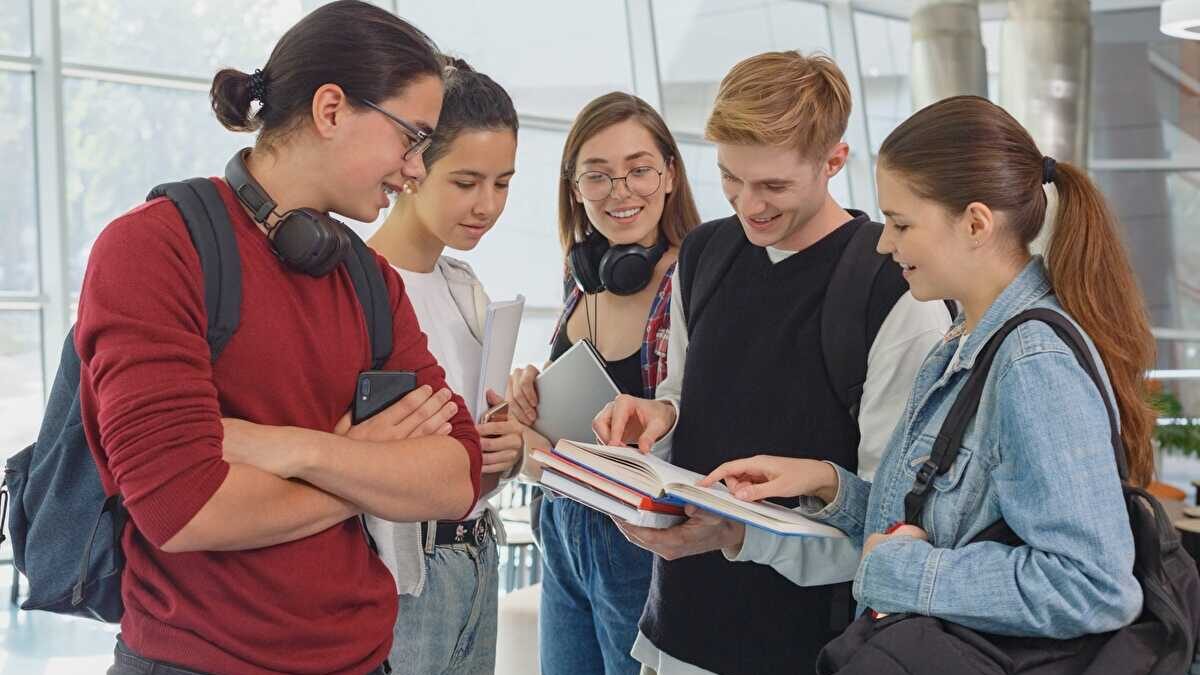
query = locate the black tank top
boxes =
[550,324,642,397]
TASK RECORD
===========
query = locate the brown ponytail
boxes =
[879,95,1156,486]
[1046,162,1156,486]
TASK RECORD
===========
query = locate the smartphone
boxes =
[351,370,418,425]
[481,400,509,424]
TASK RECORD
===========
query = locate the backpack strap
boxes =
[904,307,1125,527]
[820,222,889,422]
[679,219,748,332]
[341,227,393,370]
[147,179,242,362]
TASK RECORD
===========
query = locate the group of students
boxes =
[74,2,1170,674]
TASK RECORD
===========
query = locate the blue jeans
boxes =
[538,496,653,675]
[388,535,499,675]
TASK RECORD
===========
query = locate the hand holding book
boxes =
[613,504,745,562]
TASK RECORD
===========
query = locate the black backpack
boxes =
[0,177,393,622]
[817,308,1200,675]
[679,215,955,422]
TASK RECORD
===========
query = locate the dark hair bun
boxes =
[210,68,263,133]
[441,55,475,74]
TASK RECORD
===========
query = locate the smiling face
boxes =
[570,119,676,248]
[716,140,847,250]
[874,164,982,302]
[409,128,518,251]
[321,74,444,223]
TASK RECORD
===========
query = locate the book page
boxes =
[560,440,705,485]
[553,440,665,496]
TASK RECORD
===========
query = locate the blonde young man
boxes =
[593,52,952,675]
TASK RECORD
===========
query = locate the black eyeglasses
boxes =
[574,165,664,202]
[360,99,433,160]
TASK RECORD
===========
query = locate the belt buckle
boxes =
[473,517,488,544]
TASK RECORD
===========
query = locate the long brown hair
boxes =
[557,92,701,254]
[879,95,1156,486]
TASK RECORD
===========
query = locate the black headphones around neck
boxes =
[567,229,668,296]
[224,148,351,277]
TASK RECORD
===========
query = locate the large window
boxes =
[0,0,30,56]
[653,0,833,137]
[59,1,389,78]
[63,79,244,289]
[853,11,910,155]
[0,71,37,294]
[854,11,1001,155]
[0,65,40,460]
[397,1,635,122]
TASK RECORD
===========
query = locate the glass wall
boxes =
[10,1,1197,495]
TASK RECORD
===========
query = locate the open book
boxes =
[550,440,846,538]
[533,448,685,528]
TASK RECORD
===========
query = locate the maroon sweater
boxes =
[75,178,482,675]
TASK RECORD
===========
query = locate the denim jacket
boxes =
[806,256,1142,639]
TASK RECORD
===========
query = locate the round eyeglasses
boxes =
[574,166,664,202]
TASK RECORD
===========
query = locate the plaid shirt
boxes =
[549,262,675,399]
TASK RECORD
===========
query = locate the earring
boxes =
[402,181,416,195]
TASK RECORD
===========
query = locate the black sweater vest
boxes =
[640,215,907,675]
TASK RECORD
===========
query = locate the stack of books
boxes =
[534,440,846,538]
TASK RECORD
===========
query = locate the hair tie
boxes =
[1042,156,1057,185]
[249,69,268,105]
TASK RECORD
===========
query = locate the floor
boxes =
[0,568,117,674]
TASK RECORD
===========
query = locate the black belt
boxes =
[421,514,492,547]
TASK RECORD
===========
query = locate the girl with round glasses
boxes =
[504,92,702,675]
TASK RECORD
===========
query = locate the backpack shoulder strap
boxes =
[679,217,748,334]
[821,221,889,421]
[905,307,1125,527]
[341,228,393,370]
[147,178,241,362]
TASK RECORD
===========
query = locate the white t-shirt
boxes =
[397,265,487,519]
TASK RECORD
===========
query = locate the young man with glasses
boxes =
[592,52,952,675]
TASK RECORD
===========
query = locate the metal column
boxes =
[911,0,988,108]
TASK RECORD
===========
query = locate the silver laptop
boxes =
[532,339,621,445]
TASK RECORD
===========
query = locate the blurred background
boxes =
[2,0,1200,670]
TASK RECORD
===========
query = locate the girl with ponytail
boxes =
[701,94,1149,648]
